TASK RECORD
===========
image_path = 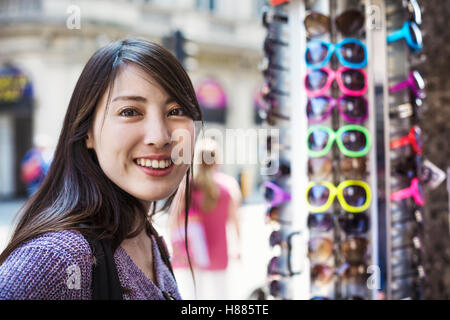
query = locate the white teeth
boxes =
[136,158,172,169]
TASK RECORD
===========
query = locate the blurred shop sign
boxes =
[0,65,33,110]
[195,78,227,124]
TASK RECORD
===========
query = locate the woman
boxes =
[170,138,241,300]
[0,38,202,300]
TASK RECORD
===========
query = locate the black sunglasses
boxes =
[304,10,365,38]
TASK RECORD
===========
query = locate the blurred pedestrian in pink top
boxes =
[170,138,241,299]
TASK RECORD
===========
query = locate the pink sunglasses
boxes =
[391,177,425,206]
[304,67,368,97]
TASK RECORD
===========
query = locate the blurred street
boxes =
[0,199,270,300]
[0,199,25,251]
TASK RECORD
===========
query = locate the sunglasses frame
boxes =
[307,95,369,124]
[390,177,425,206]
[404,0,422,25]
[264,180,291,207]
[262,43,290,71]
[390,125,423,155]
[307,124,371,158]
[305,38,368,69]
[306,180,372,213]
[389,70,425,99]
[268,231,302,277]
[304,67,368,97]
[387,21,423,53]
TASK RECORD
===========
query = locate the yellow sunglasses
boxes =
[306,180,371,213]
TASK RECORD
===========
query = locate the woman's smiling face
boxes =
[86,63,195,204]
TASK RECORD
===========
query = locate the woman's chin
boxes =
[133,188,175,203]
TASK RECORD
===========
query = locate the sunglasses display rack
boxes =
[260,3,306,300]
[386,0,426,300]
[260,0,427,300]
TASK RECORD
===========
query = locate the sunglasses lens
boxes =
[339,42,365,64]
[304,12,330,37]
[340,237,367,264]
[338,263,367,283]
[341,69,365,91]
[268,256,281,275]
[408,0,422,25]
[267,206,280,222]
[417,181,424,200]
[338,212,369,234]
[413,126,423,151]
[311,264,334,285]
[308,213,334,232]
[308,238,333,262]
[308,128,330,152]
[269,231,282,247]
[340,129,367,152]
[339,96,367,122]
[339,157,367,178]
[307,96,332,121]
[335,10,365,36]
[306,69,328,91]
[342,185,367,207]
[269,280,282,297]
[409,23,422,46]
[308,157,333,179]
[306,42,329,65]
[308,184,331,207]
[264,187,274,202]
[412,71,425,90]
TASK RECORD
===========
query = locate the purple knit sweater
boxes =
[0,230,182,300]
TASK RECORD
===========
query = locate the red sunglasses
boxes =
[390,126,423,155]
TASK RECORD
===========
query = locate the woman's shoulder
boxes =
[21,229,92,256]
[0,230,93,300]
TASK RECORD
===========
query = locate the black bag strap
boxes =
[85,222,176,300]
[146,222,176,282]
[86,236,124,300]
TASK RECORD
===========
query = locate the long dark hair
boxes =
[0,38,202,265]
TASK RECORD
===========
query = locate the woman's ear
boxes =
[85,131,94,149]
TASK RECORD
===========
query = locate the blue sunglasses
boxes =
[387,21,422,53]
[305,38,367,69]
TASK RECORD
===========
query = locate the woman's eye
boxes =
[119,108,140,117]
[168,107,187,117]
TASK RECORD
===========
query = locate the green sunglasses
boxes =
[307,125,371,158]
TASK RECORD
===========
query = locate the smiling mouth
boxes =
[134,158,174,170]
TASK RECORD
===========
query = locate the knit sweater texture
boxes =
[0,230,181,300]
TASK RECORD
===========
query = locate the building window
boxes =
[196,0,216,12]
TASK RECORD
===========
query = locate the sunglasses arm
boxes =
[390,186,413,201]
[388,79,411,93]
[390,135,411,150]
[386,24,406,44]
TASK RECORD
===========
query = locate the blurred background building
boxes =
[0,0,267,200]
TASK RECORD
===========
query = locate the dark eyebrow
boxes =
[111,95,147,103]
[165,96,177,105]
[111,95,176,106]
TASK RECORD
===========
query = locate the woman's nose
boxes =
[143,116,171,149]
